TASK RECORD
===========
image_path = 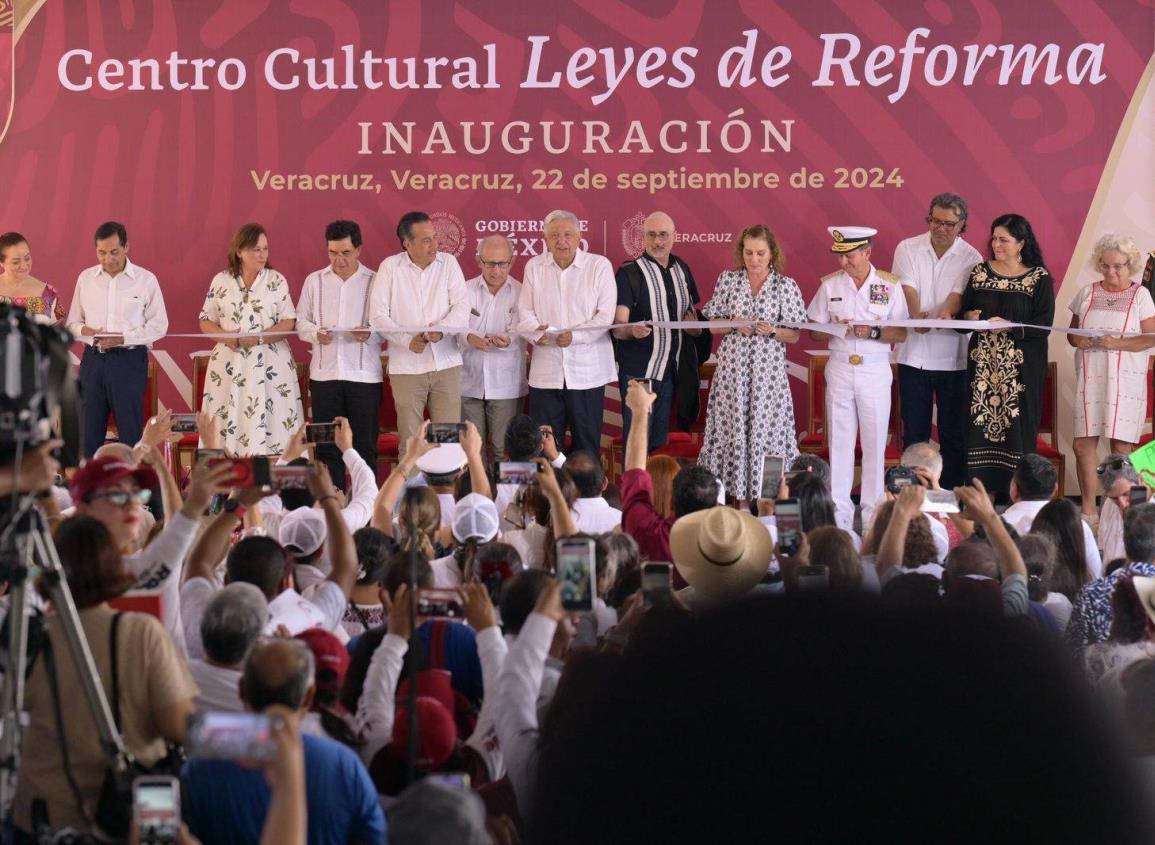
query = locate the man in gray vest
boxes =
[613,211,704,451]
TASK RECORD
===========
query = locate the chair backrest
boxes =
[808,356,827,437]
[1039,361,1057,442]
[379,354,398,432]
[192,352,211,410]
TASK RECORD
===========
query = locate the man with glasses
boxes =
[296,219,382,490]
[892,193,982,488]
[613,211,704,451]
[459,235,526,462]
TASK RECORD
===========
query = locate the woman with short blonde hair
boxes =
[1066,233,1155,521]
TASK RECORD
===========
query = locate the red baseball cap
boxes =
[295,627,351,698]
[392,696,457,769]
[69,456,159,503]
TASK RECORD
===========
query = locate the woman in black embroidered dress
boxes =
[959,214,1055,503]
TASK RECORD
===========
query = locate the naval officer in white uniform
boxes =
[807,227,909,531]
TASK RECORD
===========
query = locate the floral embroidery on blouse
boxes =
[969,264,1046,295]
[969,330,1025,443]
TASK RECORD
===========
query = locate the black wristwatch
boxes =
[869,326,882,340]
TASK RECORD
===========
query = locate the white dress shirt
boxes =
[572,496,622,534]
[806,265,909,356]
[515,249,617,390]
[296,262,383,383]
[459,275,528,400]
[892,232,982,370]
[1003,498,1103,578]
[369,251,469,375]
[66,258,168,347]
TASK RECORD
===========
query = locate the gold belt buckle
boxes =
[849,354,863,366]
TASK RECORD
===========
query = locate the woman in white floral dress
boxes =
[698,225,806,506]
[199,223,303,455]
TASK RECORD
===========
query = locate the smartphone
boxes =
[1131,486,1149,507]
[195,447,225,464]
[633,378,654,394]
[556,537,596,611]
[796,564,829,591]
[185,712,280,762]
[427,772,471,790]
[133,776,181,845]
[775,497,802,557]
[427,422,466,444]
[207,492,228,516]
[306,422,337,444]
[760,454,785,500]
[641,562,673,607]
[169,413,197,434]
[416,588,465,618]
[269,463,311,490]
[922,489,961,514]
[496,461,537,486]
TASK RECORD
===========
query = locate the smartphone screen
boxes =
[306,422,337,444]
[427,772,472,790]
[1131,486,1149,507]
[270,464,311,490]
[427,423,465,443]
[641,562,673,607]
[133,776,180,845]
[195,447,225,464]
[775,497,802,556]
[496,461,537,486]
[556,538,596,611]
[416,588,465,618]
[169,413,197,434]
[796,564,829,591]
[760,454,785,500]
[186,712,280,762]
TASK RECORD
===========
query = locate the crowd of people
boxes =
[1,199,1155,842]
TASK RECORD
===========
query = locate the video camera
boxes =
[0,304,81,470]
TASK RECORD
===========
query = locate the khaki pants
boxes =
[391,366,462,462]
[462,396,522,464]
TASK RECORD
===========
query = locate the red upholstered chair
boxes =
[608,363,715,478]
[1034,361,1065,494]
[795,355,904,494]
[1139,358,1154,446]
[376,354,400,480]
[798,355,827,455]
[173,352,211,477]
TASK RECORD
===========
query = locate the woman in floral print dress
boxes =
[698,225,806,505]
[199,223,303,455]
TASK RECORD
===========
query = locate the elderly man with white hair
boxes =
[459,234,527,462]
[1065,233,1155,526]
[612,211,704,452]
[515,209,616,455]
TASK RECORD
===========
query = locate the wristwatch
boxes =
[223,498,246,520]
[869,325,882,340]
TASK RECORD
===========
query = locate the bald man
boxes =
[613,212,704,451]
[459,235,527,461]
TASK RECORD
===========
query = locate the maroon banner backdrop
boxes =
[1,0,1151,422]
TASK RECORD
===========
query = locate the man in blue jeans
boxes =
[613,211,703,452]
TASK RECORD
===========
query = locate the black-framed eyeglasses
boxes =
[479,260,511,270]
[926,216,961,230]
[1097,457,1131,475]
[88,489,151,508]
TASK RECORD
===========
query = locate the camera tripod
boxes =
[0,493,128,826]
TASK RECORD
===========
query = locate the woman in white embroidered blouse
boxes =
[199,223,304,455]
[1066,234,1155,522]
